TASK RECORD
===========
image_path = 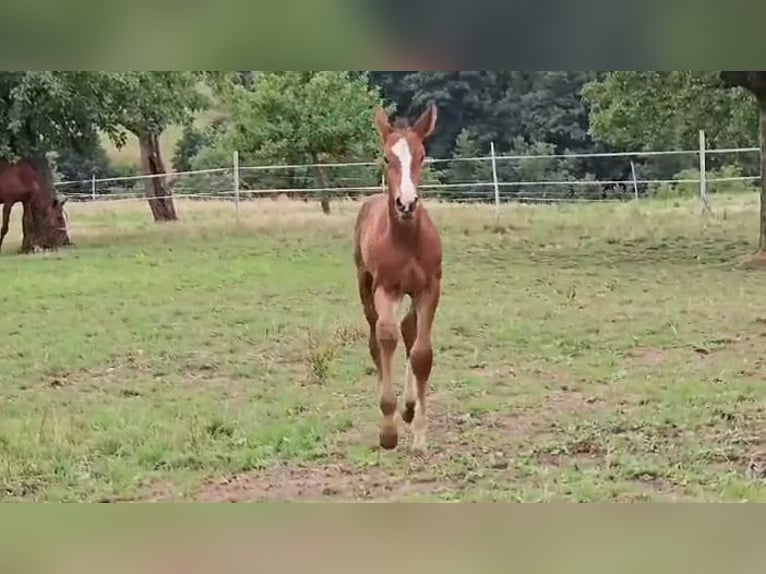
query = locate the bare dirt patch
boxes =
[472,364,518,379]
[689,331,766,376]
[180,386,608,503]
[192,462,439,502]
[469,388,604,440]
[629,346,670,367]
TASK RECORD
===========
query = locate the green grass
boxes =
[1,193,766,502]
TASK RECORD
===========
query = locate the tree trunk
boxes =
[719,72,766,265]
[759,98,766,252]
[312,153,331,215]
[740,97,766,268]
[136,130,178,222]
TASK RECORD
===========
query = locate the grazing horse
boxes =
[353,102,441,454]
[0,160,71,253]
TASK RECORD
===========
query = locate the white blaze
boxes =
[391,137,417,205]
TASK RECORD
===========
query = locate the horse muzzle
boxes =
[394,196,418,219]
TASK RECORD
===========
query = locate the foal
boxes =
[353,103,442,454]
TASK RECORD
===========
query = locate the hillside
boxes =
[101,81,221,171]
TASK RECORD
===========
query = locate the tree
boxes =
[721,72,766,254]
[51,130,113,183]
[172,125,209,173]
[0,72,120,249]
[0,72,209,253]
[582,72,756,152]
[582,71,766,254]
[581,71,761,205]
[369,71,614,183]
[105,72,209,221]
[499,137,581,201]
[197,72,386,213]
[442,128,492,200]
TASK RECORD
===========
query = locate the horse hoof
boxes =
[401,402,415,424]
[411,444,427,457]
[379,429,398,450]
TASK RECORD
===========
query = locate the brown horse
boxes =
[353,102,441,454]
[0,160,71,253]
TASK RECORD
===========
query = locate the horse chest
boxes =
[376,256,431,295]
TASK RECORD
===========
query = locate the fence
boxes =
[52,130,761,222]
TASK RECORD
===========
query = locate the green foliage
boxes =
[498,138,581,201]
[582,72,757,151]
[172,125,210,172]
[581,72,760,190]
[0,71,210,174]
[648,165,757,199]
[442,128,492,200]
[647,168,700,199]
[369,71,611,180]
[192,72,386,201]
[51,133,113,183]
[102,72,209,137]
[709,164,759,195]
[0,72,120,162]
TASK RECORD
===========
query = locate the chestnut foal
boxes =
[353,103,442,454]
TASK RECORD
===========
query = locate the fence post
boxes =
[91,174,96,201]
[699,129,711,213]
[490,141,500,224]
[233,150,240,223]
[630,161,639,200]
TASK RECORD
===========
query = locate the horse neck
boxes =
[30,193,50,212]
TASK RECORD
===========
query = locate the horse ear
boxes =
[374,106,393,141]
[413,101,438,141]
[59,196,67,206]
[51,198,59,208]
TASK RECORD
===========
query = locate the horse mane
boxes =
[392,117,410,130]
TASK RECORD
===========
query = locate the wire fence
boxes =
[52,132,761,220]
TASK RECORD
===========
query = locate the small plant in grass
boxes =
[306,330,334,384]
[304,324,364,384]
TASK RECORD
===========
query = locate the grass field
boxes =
[1,193,766,502]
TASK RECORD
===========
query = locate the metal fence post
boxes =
[699,130,711,213]
[630,161,639,200]
[233,150,240,223]
[490,141,500,224]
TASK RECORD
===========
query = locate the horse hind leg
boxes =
[400,301,417,424]
[409,282,440,455]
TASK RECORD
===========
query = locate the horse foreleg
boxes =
[373,286,401,450]
[20,202,34,254]
[0,202,11,253]
[409,279,441,455]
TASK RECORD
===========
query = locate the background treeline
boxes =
[41,71,760,204]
